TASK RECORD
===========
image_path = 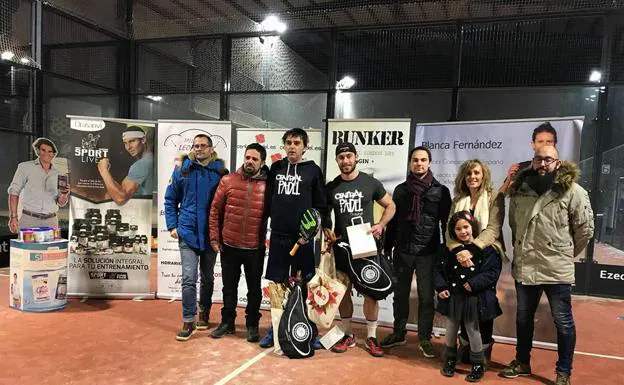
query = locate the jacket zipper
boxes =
[241,178,252,244]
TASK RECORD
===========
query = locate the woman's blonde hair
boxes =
[453,159,493,200]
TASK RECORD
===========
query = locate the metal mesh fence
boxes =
[137,39,222,94]
[0,0,35,67]
[461,17,604,86]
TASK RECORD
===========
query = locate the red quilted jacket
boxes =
[209,166,269,249]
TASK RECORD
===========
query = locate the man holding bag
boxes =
[323,142,396,357]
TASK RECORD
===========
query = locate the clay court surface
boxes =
[1,266,623,385]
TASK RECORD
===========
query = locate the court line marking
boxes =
[214,349,272,385]
[574,350,624,361]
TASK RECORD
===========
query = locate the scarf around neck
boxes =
[406,171,434,223]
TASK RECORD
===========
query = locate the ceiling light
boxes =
[589,70,602,83]
[337,76,355,90]
[262,15,287,33]
[20,58,29,64]
[1,51,15,60]
[146,95,163,102]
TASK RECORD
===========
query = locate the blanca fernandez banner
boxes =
[66,116,155,298]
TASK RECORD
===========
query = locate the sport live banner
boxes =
[233,128,323,309]
[156,120,232,299]
[415,117,583,344]
[326,119,411,325]
[66,116,156,298]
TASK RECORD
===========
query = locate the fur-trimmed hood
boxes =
[179,150,228,176]
[508,160,580,197]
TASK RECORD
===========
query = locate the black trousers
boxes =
[392,251,436,341]
[220,244,264,327]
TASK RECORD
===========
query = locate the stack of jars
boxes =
[69,208,149,255]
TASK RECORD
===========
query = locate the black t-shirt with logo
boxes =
[326,172,386,242]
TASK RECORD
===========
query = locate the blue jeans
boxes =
[180,239,217,322]
[515,282,576,376]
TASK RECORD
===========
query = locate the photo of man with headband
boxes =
[97,126,154,205]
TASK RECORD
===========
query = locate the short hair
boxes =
[193,134,213,146]
[532,122,558,144]
[409,146,432,162]
[245,143,267,161]
[33,137,57,154]
[453,159,493,199]
[282,128,308,147]
[448,210,480,242]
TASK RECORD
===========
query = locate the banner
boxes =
[234,128,323,309]
[67,116,155,298]
[415,117,583,344]
[156,120,232,299]
[326,119,411,325]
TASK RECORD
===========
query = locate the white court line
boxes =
[575,350,624,361]
[0,274,9,277]
[213,349,272,385]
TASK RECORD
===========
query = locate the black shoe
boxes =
[197,311,209,330]
[465,363,485,382]
[380,332,406,348]
[441,358,457,377]
[246,326,260,342]
[210,323,235,338]
[500,359,532,378]
[176,321,196,341]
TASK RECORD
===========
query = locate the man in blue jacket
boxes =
[165,134,227,341]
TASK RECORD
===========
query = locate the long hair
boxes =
[453,159,493,200]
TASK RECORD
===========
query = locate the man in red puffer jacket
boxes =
[209,143,270,342]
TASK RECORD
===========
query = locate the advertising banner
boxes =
[326,119,411,325]
[156,120,232,299]
[66,116,155,298]
[415,117,583,344]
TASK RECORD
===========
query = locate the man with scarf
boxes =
[501,145,593,385]
[382,146,452,358]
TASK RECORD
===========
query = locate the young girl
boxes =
[436,211,502,382]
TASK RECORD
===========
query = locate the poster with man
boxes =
[66,116,156,298]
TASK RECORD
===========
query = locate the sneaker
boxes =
[312,335,322,350]
[197,311,209,330]
[246,326,260,343]
[210,323,235,338]
[499,359,532,378]
[419,340,436,358]
[331,334,356,353]
[555,372,571,385]
[465,363,485,382]
[176,321,196,341]
[365,337,384,357]
[380,332,407,348]
[259,327,274,348]
[441,358,457,377]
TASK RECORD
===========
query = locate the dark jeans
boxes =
[220,244,264,327]
[179,239,217,322]
[393,251,436,341]
[515,282,576,376]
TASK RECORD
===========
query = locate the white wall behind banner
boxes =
[234,128,323,310]
[415,117,583,344]
[326,119,411,325]
[156,120,232,299]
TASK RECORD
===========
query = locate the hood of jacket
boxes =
[180,151,227,176]
[508,160,579,197]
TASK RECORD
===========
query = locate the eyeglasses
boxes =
[532,156,558,166]
[193,143,212,149]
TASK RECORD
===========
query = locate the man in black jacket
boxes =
[381,146,452,358]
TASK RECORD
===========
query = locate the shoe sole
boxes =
[210,330,235,339]
[365,347,384,357]
[247,337,260,343]
[419,346,435,358]
[440,370,455,378]
[499,373,531,379]
[196,324,209,331]
[176,329,196,341]
[380,340,406,349]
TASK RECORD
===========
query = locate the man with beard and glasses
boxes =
[382,146,452,358]
[500,145,593,385]
[165,134,227,341]
[209,143,270,343]
[323,142,396,357]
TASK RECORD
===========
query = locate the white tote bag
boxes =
[345,216,378,259]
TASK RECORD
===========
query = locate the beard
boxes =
[243,164,257,176]
[340,164,356,175]
[526,168,557,195]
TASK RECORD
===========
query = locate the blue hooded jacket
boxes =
[164,154,226,250]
